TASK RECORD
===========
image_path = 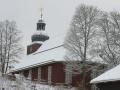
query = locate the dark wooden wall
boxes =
[51,63,65,85]
[23,70,29,78]
[40,62,65,84]
[15,62,92,89]
[20,62,65,84]
[41,65,48,82]
[72,71,91,90]
[97,81,120,90]
[32,67,38,81]
[27,43,41,55]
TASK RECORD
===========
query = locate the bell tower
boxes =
[37,11,46,30]
[27,9,49,55]
[31,9,49,42]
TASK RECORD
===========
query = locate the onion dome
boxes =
[31,11,49,42]
[27,9,50,55]
[32,31,49,42]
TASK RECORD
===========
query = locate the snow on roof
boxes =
[31,41,43,45]
[34,34,64,54]
[32,31,49,36]
[91,64,120,84]
[13,35,66,71]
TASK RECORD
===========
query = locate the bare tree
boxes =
[0,20,23,74]
[64,4,101,90]
[98,11,120,68]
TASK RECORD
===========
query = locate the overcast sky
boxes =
[0,0,120,53]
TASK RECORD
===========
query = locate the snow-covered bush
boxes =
[0,74,78,90]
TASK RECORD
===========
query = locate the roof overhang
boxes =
[91,78,120,84]
[11,60,64,73]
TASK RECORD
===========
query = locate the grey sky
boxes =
[0,0,120,53]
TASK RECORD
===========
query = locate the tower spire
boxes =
[40,8,43,20]
[31,8,49,42]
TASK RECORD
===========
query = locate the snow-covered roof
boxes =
[91,64,120,84]
[30,41,43,45]
[32,31,49,36]
[13,35,66,72]
[34,34,64,54]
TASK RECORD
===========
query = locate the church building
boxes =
[11,13,105,89]
[12,14,75,86]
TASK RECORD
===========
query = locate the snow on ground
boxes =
[0,74,77,90]
[91,64,120,83]
[35,84,77,90]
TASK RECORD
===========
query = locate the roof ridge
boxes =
[33,44,64,55]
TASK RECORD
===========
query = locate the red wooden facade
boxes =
[13,61,93,90]
[27,43,41,55]
[51,63,65,84]
[41,65,48,82]
[19,62,65,85]
[32,67,38,81]
[72,71,91,89]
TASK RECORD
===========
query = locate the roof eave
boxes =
[11,60,65,73]
[91,78,120,84]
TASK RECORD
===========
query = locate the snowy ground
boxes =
[32,84,77,90]
[0,74,77,90]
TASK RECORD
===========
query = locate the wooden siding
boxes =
[97,81,120,90]
[72,71,91,90]
[51,63,65,85]
[32,67,38,81]
[14,62,93,89]
[27,44,41,55]
[41,65,48,82]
